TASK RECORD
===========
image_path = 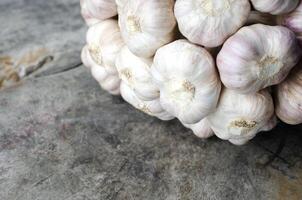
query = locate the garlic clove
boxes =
[174,0,251,47]
[217,24,302,94]
[250,0,299,15]
[120,82,174,121]
[208,88,275,145]
[275,63,302,125]
[115,46,159,101]
[86,19,124,75]
[151,39,221,124]
[183,118,214,139]
[279,1,302,46]
[117,0,176,58]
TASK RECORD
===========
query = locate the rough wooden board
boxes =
[0,0,302,200]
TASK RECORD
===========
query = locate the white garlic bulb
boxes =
[208,88,275,145]
[115,46,159,101]
[275,64,302,125]
[279,1,302,46]
[81,44,121,95]
[174,0,251,48]
[117,0,176,58]
[251,0,299,15]
[217,24,301,94]
[120,82,174,120]
[86,19,124,75]
[183,119,214,139]
[80,0,101,26]
[80,0,117,26]
[151,39,221,124]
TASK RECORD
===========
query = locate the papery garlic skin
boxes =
[208,89,275,145]
[275,65,302,125]
[279,1,302,46]
[251,0,299,15]
[174,0,251,47]
[120,82,174,120]
[151,40,221,124]
[117,0,176,58]
[86,19,124,75]
[81,44,121,95]
[183,119,214,139]
[115,46,159,101]
[217,24,301,94]
[80,0,117,26]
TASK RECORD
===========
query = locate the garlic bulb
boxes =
[86,19,124,75]
[115,46,159,101]
[250,0,299,15]
[80,0,101,26]
[279,1,302,46]
[151,39,221,124]
[183,119,214,139]
[117,0,176,58]
[275,64,302,125]
[81,44,121,95]
[120,82,174,120]
[174,0,251,47]
[217,24,301,94]
[208,88,275,145]
[80,0,117,26]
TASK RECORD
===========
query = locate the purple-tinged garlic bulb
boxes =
[279,1,302,46]
[174,0,251,47]
[151,40,221,124]
[183,119,214,139]
[217,24,301,94]
[117,0,176,58]
[80,0,117,26]
[115,46,159,101]
[120,82,174,120]
[250,0,299,15]
[208,88,275,145]
[275,63,302,125]
[81,45,121,95]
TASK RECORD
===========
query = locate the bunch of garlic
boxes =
[80,0,302,145]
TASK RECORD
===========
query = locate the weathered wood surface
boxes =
[0,0,302,200]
